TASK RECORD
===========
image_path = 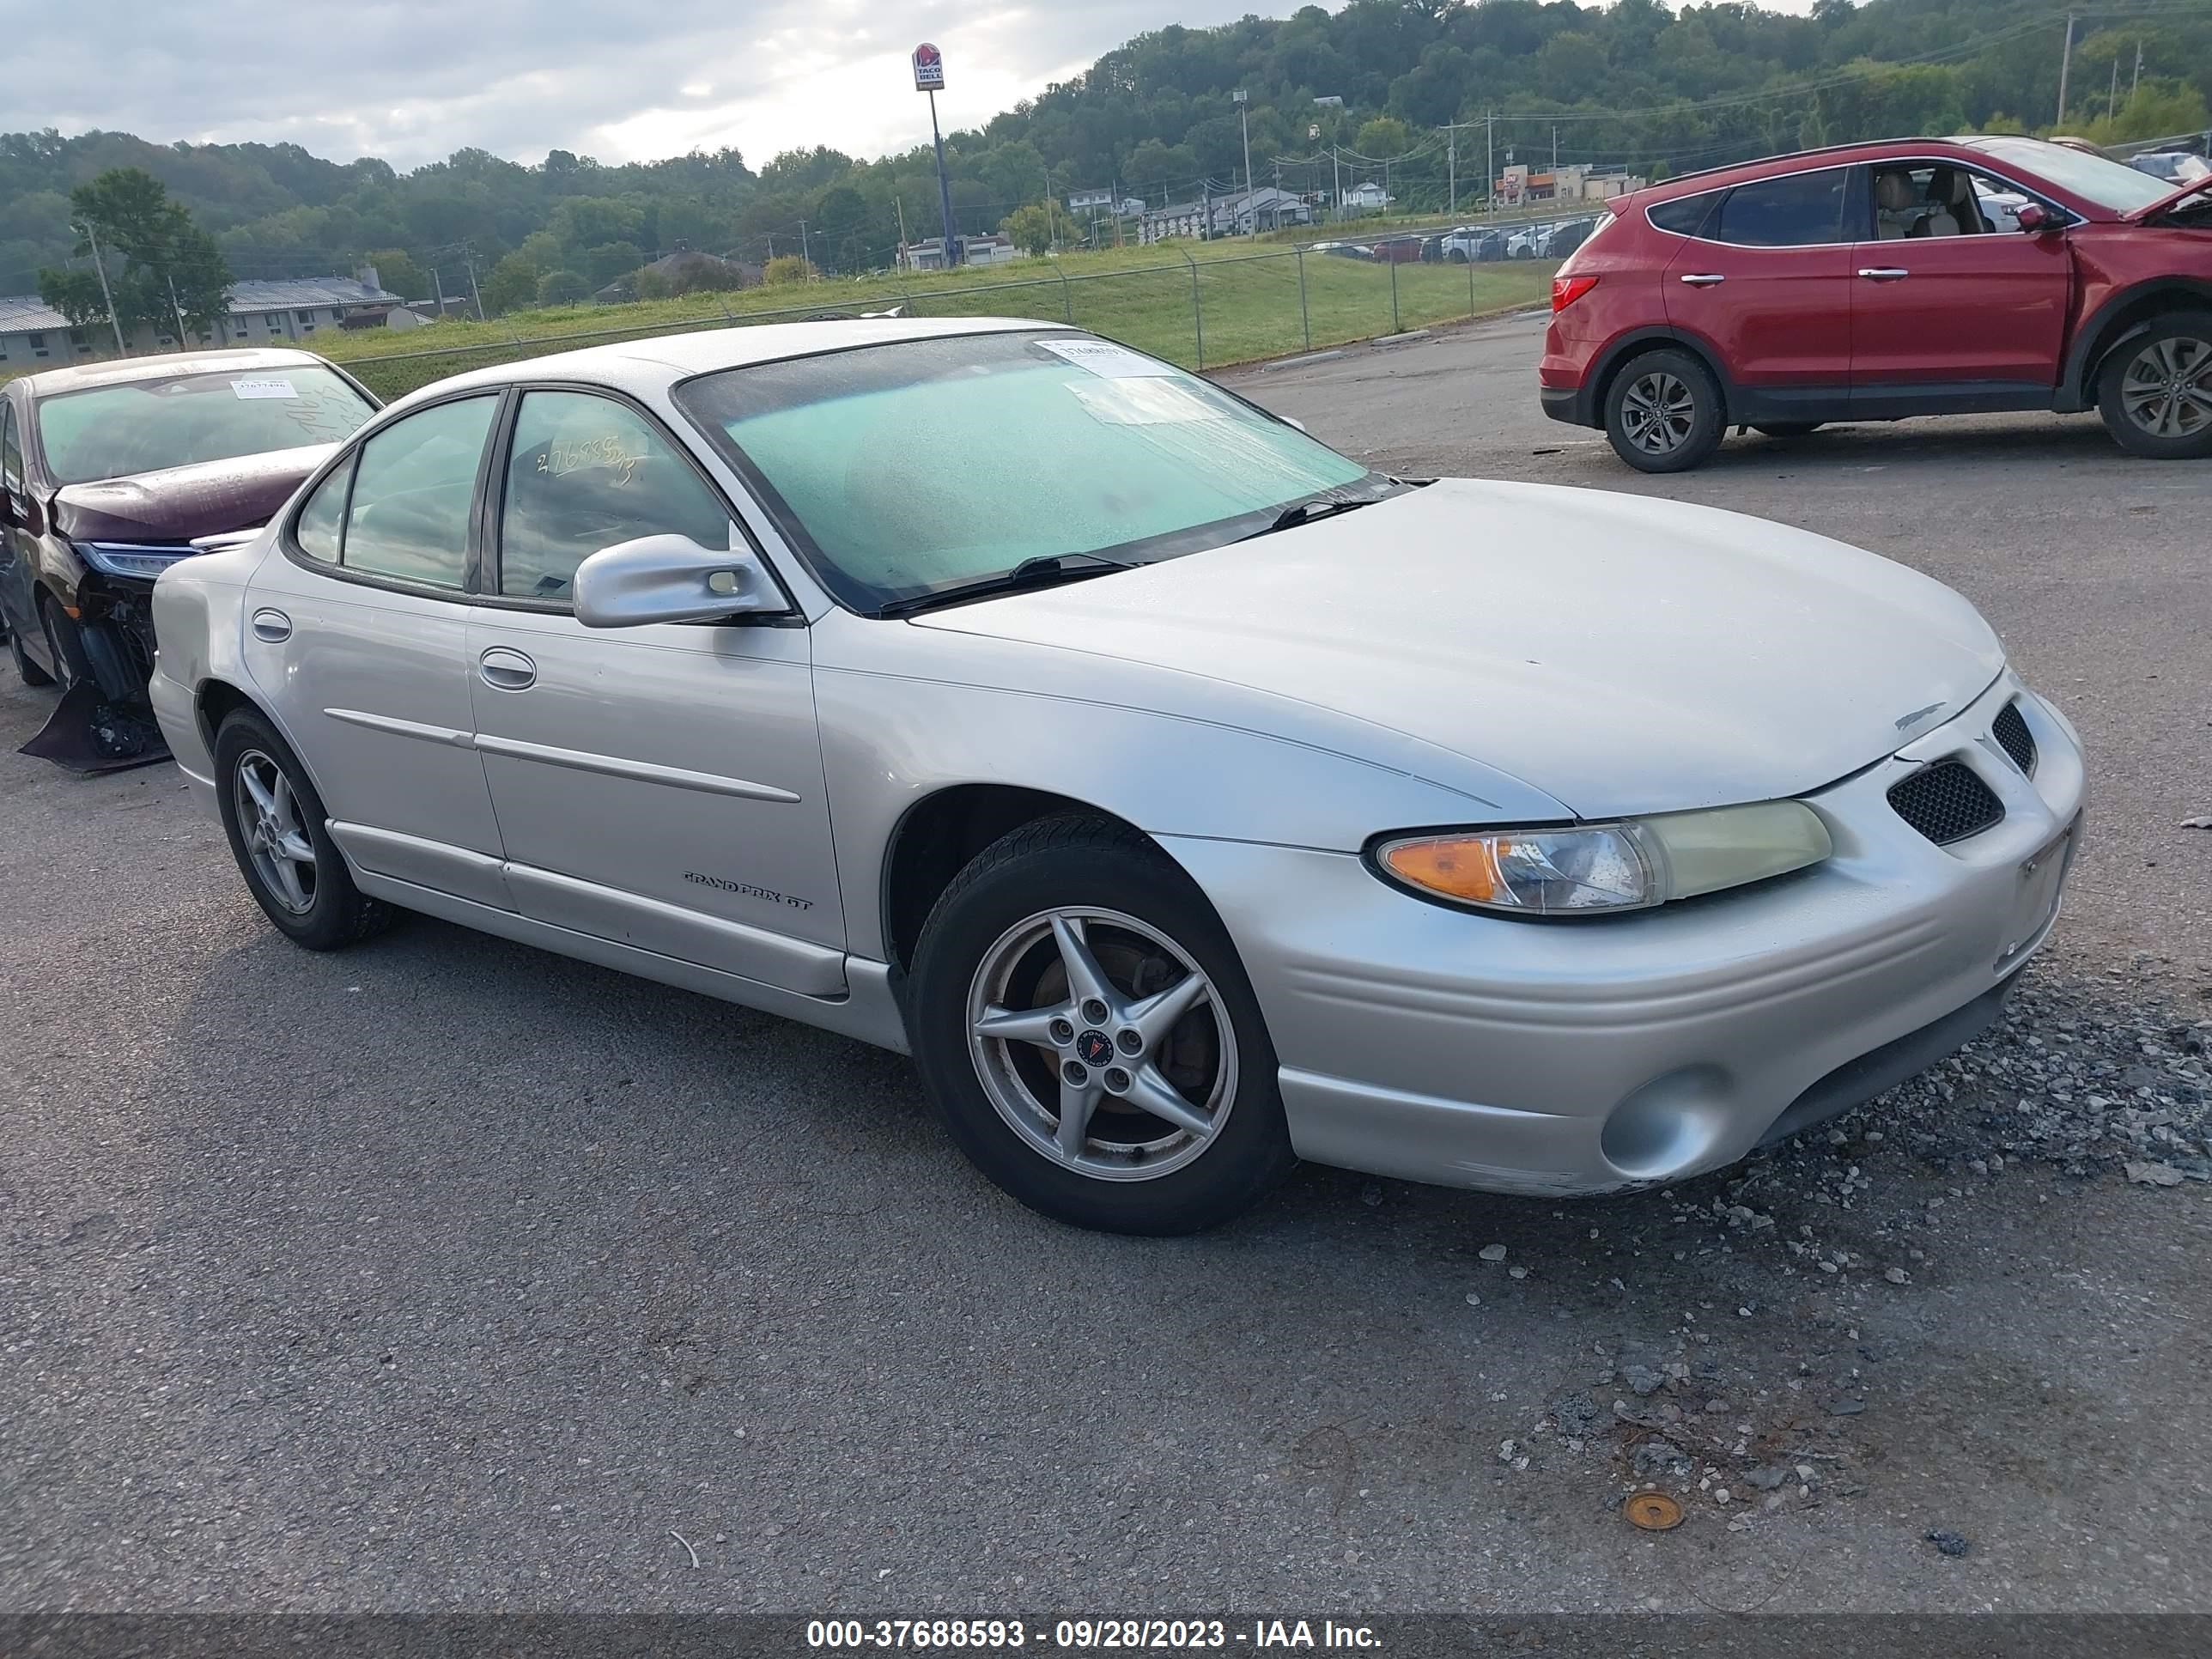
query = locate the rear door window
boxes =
[1711,170,1849,246]
[338,396,497,590]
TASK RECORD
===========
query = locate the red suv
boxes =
[1540,136,2212,471]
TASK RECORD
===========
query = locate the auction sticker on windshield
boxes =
[230,377,300,399]
[1037,338,1173,379]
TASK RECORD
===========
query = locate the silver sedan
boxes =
[149,319,2086,1233]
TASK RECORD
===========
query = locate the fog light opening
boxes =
[1601,1067,1734,1182]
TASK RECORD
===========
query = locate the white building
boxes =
[0,272,403,369]
[1339,181,1393,213]
[896,234,1027,272]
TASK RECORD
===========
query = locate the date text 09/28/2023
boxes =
[805,1618,1382,1650]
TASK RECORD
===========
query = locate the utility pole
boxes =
[896,197,908,259]
[1235,90,1255,234]
[463,246,486,322]
[2108,58,2120,121]
[1332,146,1343,221]
[798,218,811,276]
[2133,39,2144,102]
[1486,111,1495,222]
[166,273,190,349]
[2057,10,2076,128]
[72,220,128,356]
[1449,132,1457,215]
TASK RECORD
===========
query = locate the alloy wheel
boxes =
[1620,371,1697,455]
[233,750,319,915]
[2121,336,2212,441]
[964,906,1237,1182]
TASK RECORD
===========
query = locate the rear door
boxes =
[241,392,510,908]
[1849,161,2073,411]
[1662,166,1855,419]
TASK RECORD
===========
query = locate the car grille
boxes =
[1992,700,2037,775]
[1888,761,2004,846]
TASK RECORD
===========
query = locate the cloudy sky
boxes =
[24,2,1310,172]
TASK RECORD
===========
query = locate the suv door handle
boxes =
[477,647,538,691]
[1678,273,1726,287]
[1857,267,1911,281]
[250,608,291,642]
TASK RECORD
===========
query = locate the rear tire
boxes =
[2097,312,2212,459]
[909,815,1297,1235]
[1604,348,1726,473]
[213,707,394,951]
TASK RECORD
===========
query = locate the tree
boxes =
[1355,116,1413,158]
[480,250,542,315]
[762,254,817,285]
[1000,204,1054,255]
[37,167,232,346]
[537,269,591,306]
[366,246,426,299]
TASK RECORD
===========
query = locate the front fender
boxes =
[811,617,1569,963]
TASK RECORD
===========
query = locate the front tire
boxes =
[909,816,1297,1235]
[1604,348,1725,473]
[9,611,54,686]
[213,707,393,951]
[2098,313,2212,459]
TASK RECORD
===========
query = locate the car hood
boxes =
[51,443,336,544]
[909,479,2006,820]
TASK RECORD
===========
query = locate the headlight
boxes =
[1375,801,1832,916]
[77,541,199,580]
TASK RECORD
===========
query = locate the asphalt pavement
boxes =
[4,315,2209,1615]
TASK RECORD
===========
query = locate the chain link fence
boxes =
[331,229,1578,403]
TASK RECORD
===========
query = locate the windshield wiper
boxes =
[875,552,1138,618]
[1237,490,1392,543]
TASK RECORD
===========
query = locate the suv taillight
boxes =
[1552,274,1599,313]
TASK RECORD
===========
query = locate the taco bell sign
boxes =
[912,42,945,92]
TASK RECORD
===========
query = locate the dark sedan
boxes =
[2,348,378,763]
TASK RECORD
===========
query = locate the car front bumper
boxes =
[1162,672,2084,1196]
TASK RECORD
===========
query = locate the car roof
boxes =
[18,345,337,398]
[1622,135,2094,212]
[386,315,1077,410]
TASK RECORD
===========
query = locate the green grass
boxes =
[322,243,1558,401]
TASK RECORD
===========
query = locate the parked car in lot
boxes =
[150,319,2086,1234]
[1367,234,1428,264]
[1442,227,1506,263]
[2129,149,2210,185]
[1311,240,1370,260]
[1542,217,1600,258]
[1506,224,1547,258]
[1541,135,2212,471]
[1,348,379,761]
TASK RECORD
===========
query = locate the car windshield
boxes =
[1966,137,2178,212]
[674,331,1375,612]
[36,365,376,486]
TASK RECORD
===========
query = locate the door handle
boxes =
[477,647,538,691]
[250,608,291,642]
[1857,267,1911,281]
[1678,273,1726,287]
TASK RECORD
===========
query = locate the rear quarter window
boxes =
[1646,192,1722,238]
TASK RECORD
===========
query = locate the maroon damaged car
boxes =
[1,348,378,764]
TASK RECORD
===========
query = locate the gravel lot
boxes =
[5,314,2210,1615]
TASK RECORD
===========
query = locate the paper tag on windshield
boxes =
[231,377,298,399]
[1037,338,1172,380]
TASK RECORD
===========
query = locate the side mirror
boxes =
[2014,203,2051,234]
[573,532,782,629]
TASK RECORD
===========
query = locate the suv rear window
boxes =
[1712,169,1848,246]
[1647,192,1721,237]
